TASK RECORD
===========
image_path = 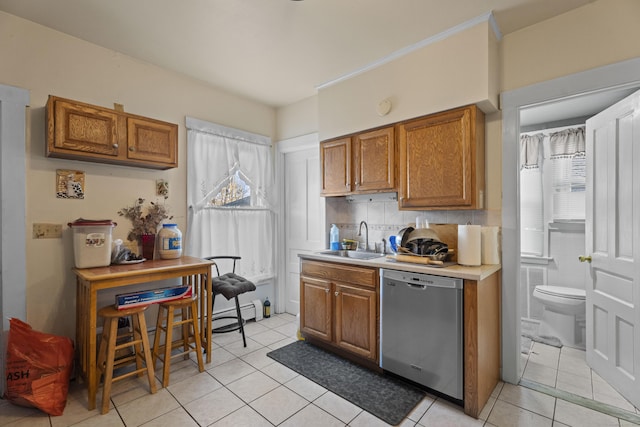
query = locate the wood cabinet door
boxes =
[300,276,333,341]
[353,127,395,192]
[320,137,351,196]
[47,96,178,169]
[334,283,378,361]
[398,105,482,209]
[127,117,178,167]
[49,98,121,157]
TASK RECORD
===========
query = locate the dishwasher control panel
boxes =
[381,269,463,289]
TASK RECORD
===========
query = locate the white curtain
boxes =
[185,117,275,282]
[520,133,544,255]
[520,133,543,170]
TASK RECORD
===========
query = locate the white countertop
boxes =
[299,251,501,281]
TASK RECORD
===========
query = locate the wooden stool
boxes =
[152,297,205,387]
[96,304,157,414]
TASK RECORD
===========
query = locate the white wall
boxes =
[0,11,276,339]
[318,20,500,141]
[501,0,640,92]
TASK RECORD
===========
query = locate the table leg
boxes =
[87,289,98,410]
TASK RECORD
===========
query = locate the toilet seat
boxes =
[533,285,586,316]
[534,285,585,300]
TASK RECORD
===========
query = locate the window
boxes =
[520,126,585,256]
[549,127,586,221]
[185,117,275,282]
[211,171,251,207]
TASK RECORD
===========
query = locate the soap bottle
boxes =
[264,297,271,318]
[330,224,340,250]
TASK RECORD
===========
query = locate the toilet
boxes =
[532,285,586,349]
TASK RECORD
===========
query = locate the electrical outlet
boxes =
[33,223,63,239]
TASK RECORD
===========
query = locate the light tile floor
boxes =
[521,340,640,419]
[1,314,639,426]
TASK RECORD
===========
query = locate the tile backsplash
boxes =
[325,195,501,251]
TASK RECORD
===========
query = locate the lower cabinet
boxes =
[300,260,379,363]
[299,257,501,419]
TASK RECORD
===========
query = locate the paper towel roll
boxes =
[481,226,501,265]
[458,225,481,266]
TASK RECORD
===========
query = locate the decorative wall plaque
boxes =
[56,169,85,199]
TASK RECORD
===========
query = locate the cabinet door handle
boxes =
[112,143,119,149]
[334,291,339,296]
[325,288,330,293]
[579,255,592,263]
[129,146,136,152]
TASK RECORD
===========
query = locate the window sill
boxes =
[521,255,553,265]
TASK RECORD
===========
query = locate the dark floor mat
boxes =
[267,340,426,425]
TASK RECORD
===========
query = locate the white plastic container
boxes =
[330,224,340,250]
[158,223,182,259]
[68,219,117,268]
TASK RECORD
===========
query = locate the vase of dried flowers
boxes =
[118,198,172,260]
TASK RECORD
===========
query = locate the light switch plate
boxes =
[33,223,63,239]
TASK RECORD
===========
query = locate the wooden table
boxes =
[73,256,213,410]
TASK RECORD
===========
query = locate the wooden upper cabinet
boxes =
[50,97,123,157]
[353,127,395,192]
[127,116,177,165]
[320,137,351,196]
[398,104,485,210]
[47,95,178,169]
[320,126,396,196]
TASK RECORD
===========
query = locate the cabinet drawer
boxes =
[301,260,377,289]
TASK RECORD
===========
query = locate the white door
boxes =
[283,142,325,315]
[585,89,640,408]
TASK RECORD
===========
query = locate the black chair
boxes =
[204,256,256,347]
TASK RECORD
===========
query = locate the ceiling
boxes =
[0,0,595,108]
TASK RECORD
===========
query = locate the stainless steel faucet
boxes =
[358,221,369,252]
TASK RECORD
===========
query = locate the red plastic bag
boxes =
[4,318,74,416]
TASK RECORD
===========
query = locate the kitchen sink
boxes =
[318,250,386,260]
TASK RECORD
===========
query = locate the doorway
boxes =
[276,133,325,316]
[501,58,640,416]
[518,104,639,415]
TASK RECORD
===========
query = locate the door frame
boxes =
[500,57,640,384]
[275,133,320,314]
[0,84,28,329]
[0,84,29,396]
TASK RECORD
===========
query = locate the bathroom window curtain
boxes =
[549,127,586,220]
[520,134,544,255]
[185,117,276,283]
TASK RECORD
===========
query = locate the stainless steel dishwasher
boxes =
[380,268,463,401]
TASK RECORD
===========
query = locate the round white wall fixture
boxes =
[376,99,392,116]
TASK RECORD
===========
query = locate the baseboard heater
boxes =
[211,299,263,330]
